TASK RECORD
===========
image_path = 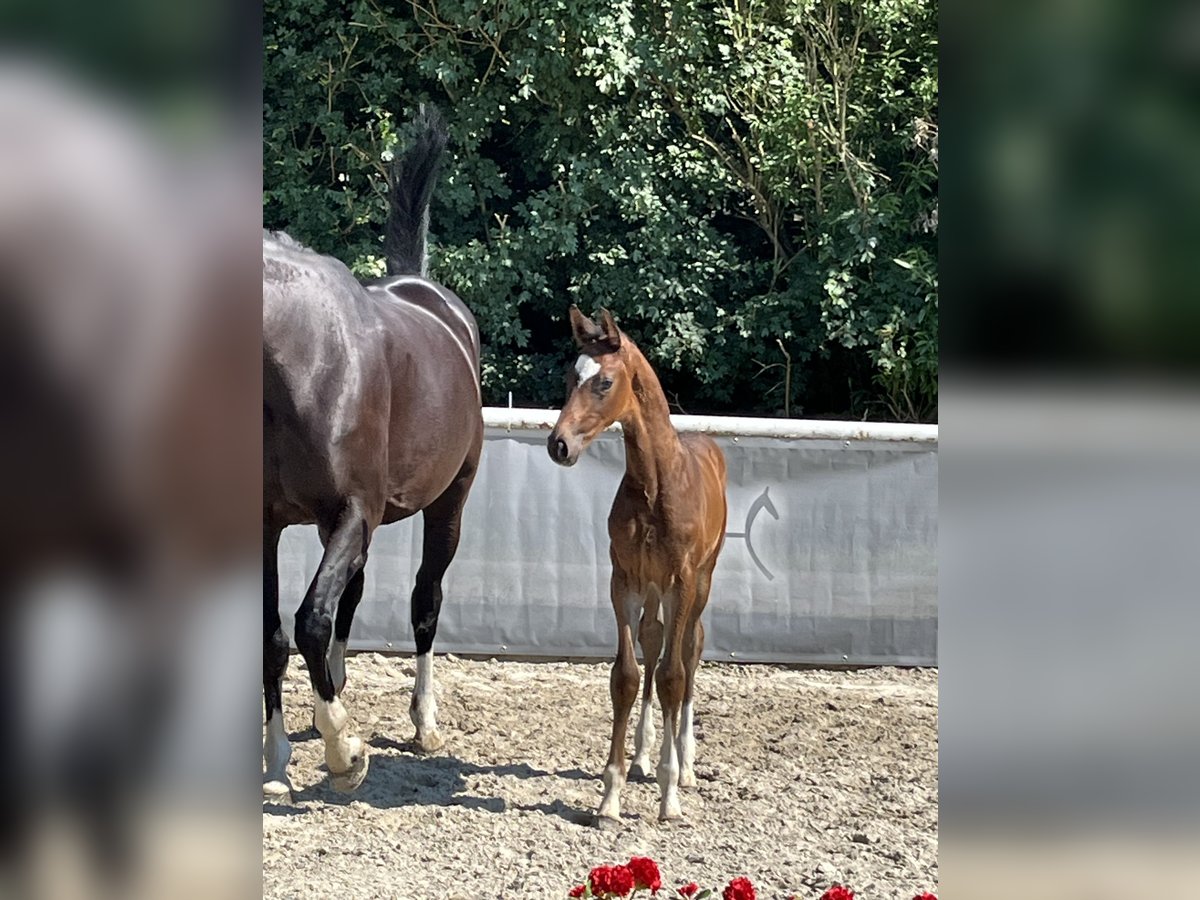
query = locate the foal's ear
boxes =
[598,308,622,349]
[569,304,601,347]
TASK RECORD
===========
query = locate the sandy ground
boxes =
[263,653,938,900]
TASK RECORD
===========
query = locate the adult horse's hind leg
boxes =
[409,463,477,752]
[628,598,663,780]
[263,525,292,798]
[328,566,365,696]
[294,501,370,790]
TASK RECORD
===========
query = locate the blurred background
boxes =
[941,0,1200,895]
[263,0,939,422]
[7,0,1200,894]
[0,1,260,897]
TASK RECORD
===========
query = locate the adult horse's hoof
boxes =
[330,752,369,793]
[262,778,294,802]
[325,731,366,777]
[593,814,622,831]
[677,769,697,789]
[414,728,446,753]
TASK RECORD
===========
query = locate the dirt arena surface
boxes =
[263,653,938,899]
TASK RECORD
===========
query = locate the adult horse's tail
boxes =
[384,105,449,278]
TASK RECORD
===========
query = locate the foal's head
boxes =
[548,306,633,466]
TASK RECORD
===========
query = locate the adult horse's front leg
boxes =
[294,503,370,791]
[263,525,292,798]
[409,465,476,752]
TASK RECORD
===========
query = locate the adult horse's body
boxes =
[263,109,482,795]
[548,307,727,825]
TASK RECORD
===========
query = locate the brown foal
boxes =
[548,306,727,825]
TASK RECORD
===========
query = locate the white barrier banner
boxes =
[279,411,938,665]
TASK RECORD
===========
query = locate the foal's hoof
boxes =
[593,814,622,832]
[658,797,683,823]
[678,769,697,789]
[414,728,446,753]
[627,760,653,782]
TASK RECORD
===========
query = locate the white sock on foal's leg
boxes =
[629,697,656,778]
[597,761,625,822]
[677,699,696,787]
[656,710,682,821]
[409,652,444,751]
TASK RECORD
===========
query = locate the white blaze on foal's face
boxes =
[575,354,601,384]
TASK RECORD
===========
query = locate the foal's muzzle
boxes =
[547,430,577,466]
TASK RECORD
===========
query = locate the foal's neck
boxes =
[618,342,681,503]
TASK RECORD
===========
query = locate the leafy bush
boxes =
[264,0,938,421]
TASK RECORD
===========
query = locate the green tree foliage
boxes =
[264,0,937,421]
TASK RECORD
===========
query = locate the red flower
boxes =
[677,885,699,898]
[569,887,587,898]
[819,887,855,900]
[627,857,662,893]
[590,865,636,897]
[913,894,937,900]
[723,877,756,900]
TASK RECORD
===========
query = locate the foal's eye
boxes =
[598,377,613,391]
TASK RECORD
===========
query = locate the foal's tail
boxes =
[384,104,449,278]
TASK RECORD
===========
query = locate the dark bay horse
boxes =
[263,108,482,795]
[548,307,727,825]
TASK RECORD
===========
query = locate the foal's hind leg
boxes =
[263,525,292,798]
[628,598,663,781]
[656,575,696,821]
[678,567,713,788]
[294,502,370,790]
[409,464,476,752]
[678,618,705,788]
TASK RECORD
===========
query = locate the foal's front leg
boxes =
[596,578,640,827]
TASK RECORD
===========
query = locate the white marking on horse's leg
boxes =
[575,354,601,383]
[657,709,682,821]
[314,696,366,788]
[409,652,443,751]
[629,696,656,777]
[262,699,292,798]
[328,640,347,695]
[677,699,697,788]
[597,761,625,821]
